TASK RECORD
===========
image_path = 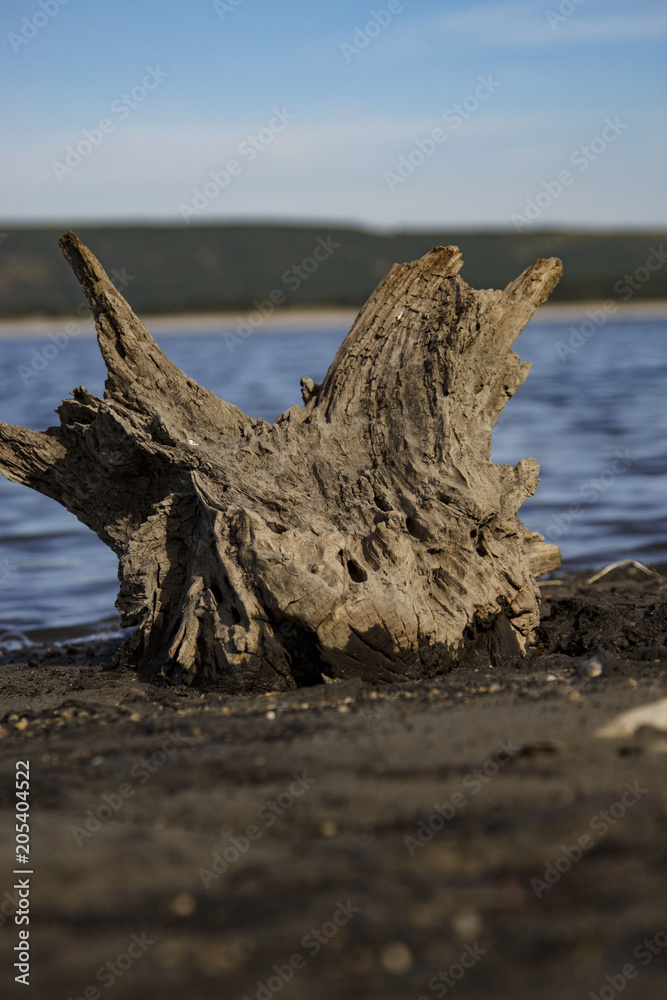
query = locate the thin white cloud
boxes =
[0,110,576,191]
[409,1,667,52]
[0,108,663,229]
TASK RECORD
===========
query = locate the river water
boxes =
[0,312,665,640]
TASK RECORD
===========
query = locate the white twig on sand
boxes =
[596,697,667,738]
[585,560,663,585]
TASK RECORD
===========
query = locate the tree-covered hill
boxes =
[0,224,665,317]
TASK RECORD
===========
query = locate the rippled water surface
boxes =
[1,313,665,637]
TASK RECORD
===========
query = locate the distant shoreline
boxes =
[0,300,665,339]
[526,299,667,322]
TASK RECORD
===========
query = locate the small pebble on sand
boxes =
[452,911,483,938]
[579,654,604,678]
[170,892,197,917]
[381,941,413,974]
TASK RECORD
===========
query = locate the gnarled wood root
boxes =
[0,235,561,691]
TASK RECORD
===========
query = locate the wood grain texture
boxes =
[0,235,562,691]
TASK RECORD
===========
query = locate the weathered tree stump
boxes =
[0,234,561,692]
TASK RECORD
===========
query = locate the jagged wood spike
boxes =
[0,234,562,691]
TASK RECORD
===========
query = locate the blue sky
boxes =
[1,0,665,230]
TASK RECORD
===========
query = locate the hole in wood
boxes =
[346,559,367,583]
[406,516,429,540]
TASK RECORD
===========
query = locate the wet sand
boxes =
[0,563,666,999]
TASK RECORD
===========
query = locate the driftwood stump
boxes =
[0,235,561,692]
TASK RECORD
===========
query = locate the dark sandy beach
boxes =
[0,563,666,1000]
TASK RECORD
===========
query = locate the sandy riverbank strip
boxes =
[0,300,665,339]
[0,308,359,339]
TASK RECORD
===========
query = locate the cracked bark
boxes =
[0,234,561,692]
